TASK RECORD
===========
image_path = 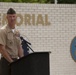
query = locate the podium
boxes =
[10,52,50,75]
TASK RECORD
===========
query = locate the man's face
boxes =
[7,14,17,29]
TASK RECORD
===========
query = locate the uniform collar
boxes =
[6,25,15,33]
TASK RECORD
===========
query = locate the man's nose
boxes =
[11,17,14,20]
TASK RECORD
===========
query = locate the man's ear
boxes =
[16,15,17,19]
[6,15,8,19]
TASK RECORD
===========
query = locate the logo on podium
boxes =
[70,36,76,62]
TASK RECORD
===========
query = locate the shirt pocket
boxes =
[7,33,14,46]
[15,37,21,46]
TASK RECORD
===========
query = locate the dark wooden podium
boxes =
[10,52,50,75]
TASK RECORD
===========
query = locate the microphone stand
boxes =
[20,36,34,53]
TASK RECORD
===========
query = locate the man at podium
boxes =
[0,8,24,75]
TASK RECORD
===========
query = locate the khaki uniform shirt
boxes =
[0,25,21,58]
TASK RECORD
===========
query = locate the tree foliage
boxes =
[58,0,76,4]
[0,0,76,4]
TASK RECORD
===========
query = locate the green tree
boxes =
[18,0,22,2]
[0,0,76,4]
[11,0,18,2]
[58,0,76,4]
[0,0,11,2]
[21,0,32,3]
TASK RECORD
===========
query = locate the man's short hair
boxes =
[7,8,16,14]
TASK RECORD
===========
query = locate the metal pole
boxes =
[55,0,57,4]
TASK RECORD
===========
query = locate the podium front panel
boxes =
[10,52,50,75]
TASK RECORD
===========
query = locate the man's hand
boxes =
[0,44,13,63]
